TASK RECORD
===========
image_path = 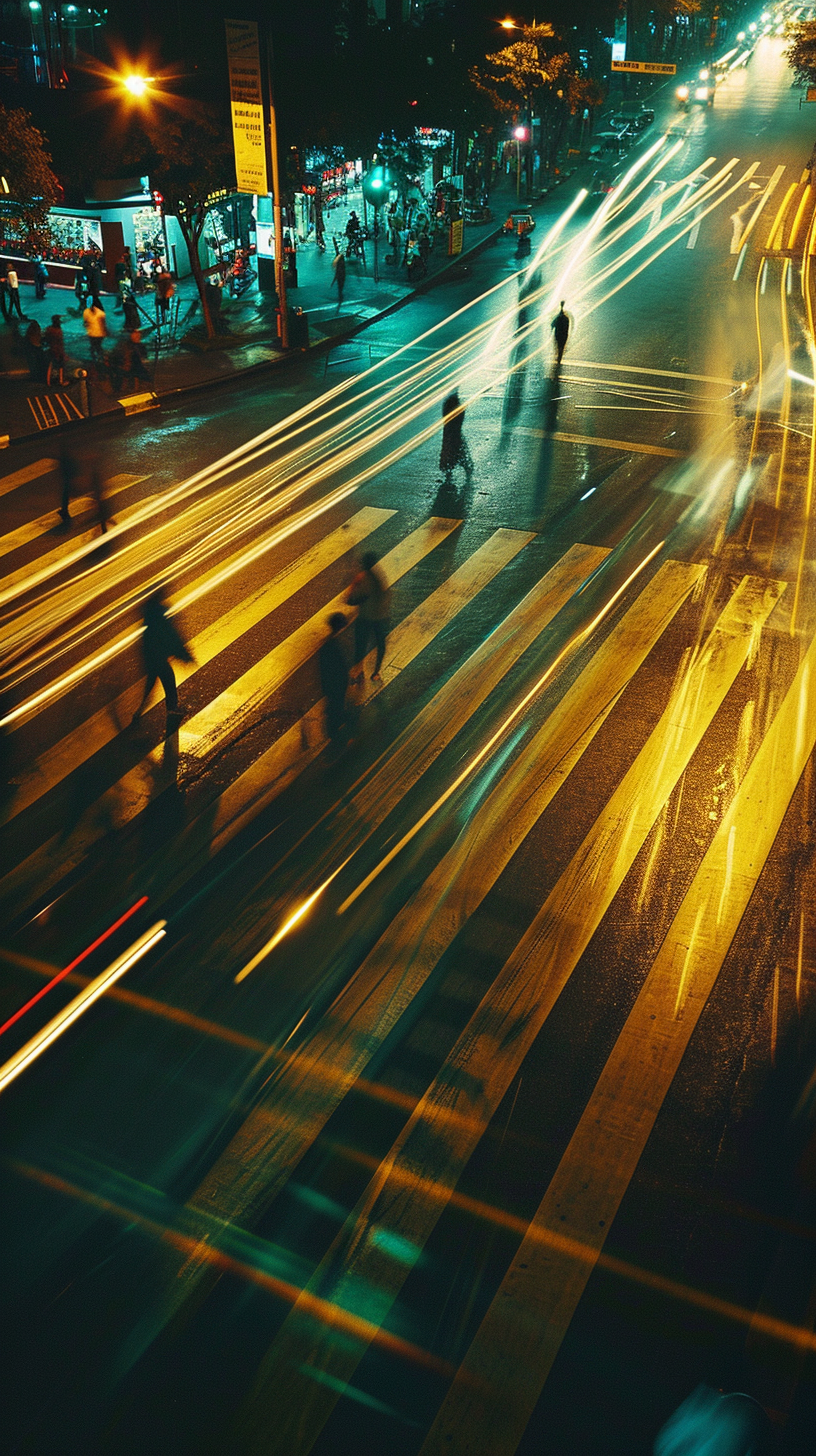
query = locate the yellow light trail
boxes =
[235,857,351,983]
[336,540,666,915]
[788,198,816,637]
[0,148,749,737]
[0,922,166,1096]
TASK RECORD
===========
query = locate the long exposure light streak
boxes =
[0,896,148,1040]
[336,540,666,916]
[0,922,166,1096]
[1,146,749,737]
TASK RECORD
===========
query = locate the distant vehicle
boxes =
[502,210,536,236]
[676,70,715,108]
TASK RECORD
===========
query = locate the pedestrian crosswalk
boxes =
[1,363,812,1452]
[25,391,84,431]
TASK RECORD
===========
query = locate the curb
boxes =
[1,225,503,450]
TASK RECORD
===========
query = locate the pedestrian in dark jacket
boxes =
[346,551,391,683]
[123,291,140,332]
[319,612,350,744]
[24,320,46,381]
[132,590,193,734]
[34,258,49,299]
[44,315,66,386]
[0,269,9,323]
[439,390,473,482]
[551,301,570,364]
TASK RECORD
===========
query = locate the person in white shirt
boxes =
[5,264,23,319]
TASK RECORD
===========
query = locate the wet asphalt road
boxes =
[2,32,816,1456]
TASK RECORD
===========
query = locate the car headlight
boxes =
[677,85,689,99]
[695,86,709,100]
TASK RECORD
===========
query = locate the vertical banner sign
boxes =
[225,19,268,196]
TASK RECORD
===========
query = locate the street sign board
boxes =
[806,86,816,101]
[225,19,268,197]
[611,60,677,74]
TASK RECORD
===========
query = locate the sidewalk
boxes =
[0,186,506,447]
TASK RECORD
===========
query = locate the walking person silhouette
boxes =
[551,301,570,365]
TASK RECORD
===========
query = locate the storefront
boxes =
[0,185,193,291]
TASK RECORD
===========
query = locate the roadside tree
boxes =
[0,104,61,255]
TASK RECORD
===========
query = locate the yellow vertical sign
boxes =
[225,19,268,196]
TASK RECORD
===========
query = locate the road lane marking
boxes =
[567,359,735,385]
[2,525,530,913]
[176,517,463,760]
[731,163,785,256]
[0,517,465,906]
[517,426,684,458]
[685,206,703,248]
[423,602,816,1456]
[198,559,701,1289]
[3,507,395,821]
[153,543,607,911]
[0,457,58,499]
[0,474,151,562]
[232,573,783,1454]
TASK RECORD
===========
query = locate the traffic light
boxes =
[362,166,389,208]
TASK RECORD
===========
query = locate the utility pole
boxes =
[265,29,288,349]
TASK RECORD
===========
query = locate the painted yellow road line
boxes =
[518,426,684,458]
[423,605,816,1456]
[736,163,786,254]
[787,184,811,251]
[0,474,152,562]
[2,507,395,822]
[177,516,462,760]
[153,543,607,914]
[0,457,58,499]
[191,560,698,1240]
[233,575,783,1455]
[766,182,796,251]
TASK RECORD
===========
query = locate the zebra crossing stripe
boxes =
[3,507,395,820]
[230,574,783,1456]
[101,542,610,1353]
[143,541,607,915]
[176,515,463,760]
[0,458,57,499]
[0,516,462,908]
[184,558,701,1238]
[422,610,816,1456]
[0,474,152,563]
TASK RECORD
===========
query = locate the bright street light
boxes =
[514,125,527,140]
[501,18,519,29]
[123,74,154,98]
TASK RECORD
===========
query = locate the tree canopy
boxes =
[786,19,816,85]
[0,105,61,250]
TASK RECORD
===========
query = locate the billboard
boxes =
[225,19,268,196]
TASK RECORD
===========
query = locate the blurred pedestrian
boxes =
[439,390,473,482]
[23,319,46,381]
[74,267,87,308]
[58,443,81,527]
[319,612,350,744]
[5,264,23,319]
[205,275,224,333]
[551,301,570,364]
[0,268,9,323]
[83,296,108,372]
[88,456,110,535]
[131,590,193,734]
[34,256,49,299]
[44,314,66,387]
[155,267,175,323]
[123,290,140,332]
[346,551,391,684]
[331,249,346,308]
